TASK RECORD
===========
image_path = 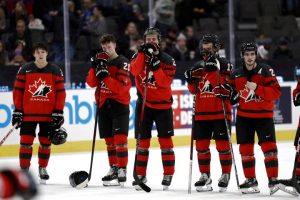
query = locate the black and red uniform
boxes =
[13,62,66,169]
[186,57,233,176]
[130,51,176,177]
[293,77,300,177]
[86,55,131,169]
[229,63,281,180]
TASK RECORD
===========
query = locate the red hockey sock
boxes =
[0,173,14,198]
[19,135,34,169]
[239,143,256,178]
[196,139,211,173]
[38,136,51,167]
[158,137,175,175]
[296,152,300,177]
[261,142,278,178]
[104,137,117,166]
[216,140,232,174]
[136,138,151,176]
[114,134,128,168]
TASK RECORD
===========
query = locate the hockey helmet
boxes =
[201,33,221,51]
[49,127,67,145]
[240,42,257,56]
[69,171,89,189]
[143,27,161,43]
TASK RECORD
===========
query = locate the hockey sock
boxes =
[104,137,117,166]
[19,135,34,169]
[38,136,51,167]
[261,142,278,178]
[196,139,211,173]
[136,138,150,176]
[239,143,256,178]
[296,147,300,176]
[114,134,128,168]
[0,173,14,198]
[158,137,175,175]
[216,140,232,174]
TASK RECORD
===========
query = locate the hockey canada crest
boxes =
[199,74,213,94]
[28,78,52,97]
[240,87,262,102]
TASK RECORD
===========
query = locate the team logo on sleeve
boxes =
[240,87,262,102]
[28,78,52,97]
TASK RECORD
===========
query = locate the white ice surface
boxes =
[0,142,298,200]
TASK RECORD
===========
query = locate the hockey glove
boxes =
[90,52,109,68]
[12,110,23,129]
[96,66,109,81]
[140,43,159,64]
[229,89,240,105]
[204,54,218,69]
[184,66,204,84]
[294,92,300,106]
[149,56,160,71]
[51,110,64,129]
[213,84,232,99]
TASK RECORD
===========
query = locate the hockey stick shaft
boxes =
[0,124,18,146]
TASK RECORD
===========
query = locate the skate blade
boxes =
[135,185,143,191]
[163,185,169,191]
[278,184,299,196]
[196,184,213,192]
[241,187,260,194]
[269,185,280,195]
[219,186,227,192]
[103,180,120,187]
[119,182,125,188]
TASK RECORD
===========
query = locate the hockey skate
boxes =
[38,166,49,184]
[195,173,213,192]
[117,168,126,187]
[278,177,299,196]
[218,173,230,192]
[132,175,147,191]
[161,175,173,190]
[102,165,120,186]
[240,178,260,194]
[268,177,280,195]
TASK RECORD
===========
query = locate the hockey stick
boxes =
[0,124,18,146]
[216,60,240,192]
[188,80,197,194]
[132,68,151,192]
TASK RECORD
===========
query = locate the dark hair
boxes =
[32,42,48,53]
[99,34,116,44]
[240,42,257,56]
[143,27,161,43]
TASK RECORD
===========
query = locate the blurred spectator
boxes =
[132,3,148,34]
[184,25,198,52]
[6,18,32,61]
[0,41,9,66]
[273,37,294,59]
[118,21,141,55]
[169,32,191,61]
[124,34,143,59]
[79,0,94,34]
[0,6,5,34]
[8,40,27,66]
[191,0,212,19]
[257,43,271,61]
[9,1,30,31]
[117,0,137,33]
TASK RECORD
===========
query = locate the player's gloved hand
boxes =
[96,66,109,81]
[204,54,218,69]
[139,43,159,64]
[12,110,23,129]
[213,84,233,99]
[294,92,300,106]
[229,89,240,105]
[90,52,109,68]
[0,169,38,199]
[149,56,160,71]
[51,110,64,129]
[184,65,204,84]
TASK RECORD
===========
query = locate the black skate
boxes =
[218,173,230,192]
[240,178,260,194]
[194,173,212,192]
[268,177,280,195]
[278,177,299,196]
[38,166,49,184]
[102,165,119,186]
[132,175,147,191]
[117,168,126,187]
[161,175,173,190]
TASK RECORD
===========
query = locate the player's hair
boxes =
[32,42,48,53]
[100,34,116,44]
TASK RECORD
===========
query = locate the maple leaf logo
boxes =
[239,87,262,102]
[28,78,52,97]
[139,70,156,86]
[199,74,213,94]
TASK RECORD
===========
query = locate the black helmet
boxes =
[143,27,161,43]
[241,42,257,56]
[69,171,89,189]
[49,127,67,145]
[201,34,220,50]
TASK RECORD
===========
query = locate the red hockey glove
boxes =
[294,92,300,106]
[12,109,23,129]
[96,66,109,81]
[213,84,232,99]
[90,52,109,68]
[51,110,64,129]
[149,56,160,71]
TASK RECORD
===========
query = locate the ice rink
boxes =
[0,141,298,200]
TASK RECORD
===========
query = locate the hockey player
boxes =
[12,42,66,184]
[86,34,131,187]
[228,42,281,194]
[184,34,237,192]
[130,27,176,190]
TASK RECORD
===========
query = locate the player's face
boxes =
[243,51,256,67]
[145,34,159,46]
[202,42,214,54]
[101,42,116,57]
[34,48,48,62]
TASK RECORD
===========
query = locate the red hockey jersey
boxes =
[86,55,131,107]
[293,77,300,128]
[229,63,281,118]
[130,52,176,109]
[13,62,66,122]
[187,57,233,121]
